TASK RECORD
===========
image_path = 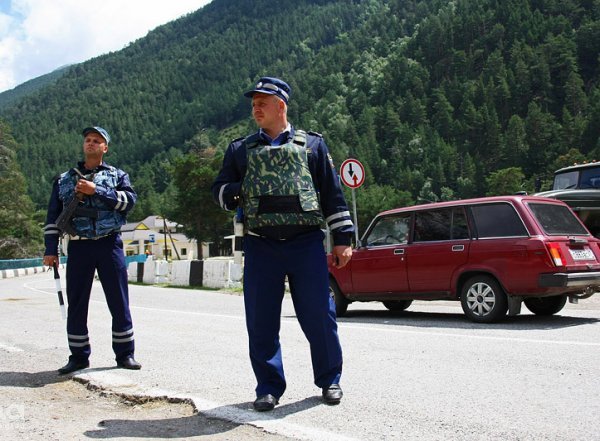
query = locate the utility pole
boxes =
[163,217,168,259]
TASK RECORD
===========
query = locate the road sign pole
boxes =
[352,188,359,245]
[340,158,365,246]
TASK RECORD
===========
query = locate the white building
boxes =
[121,216,198,260]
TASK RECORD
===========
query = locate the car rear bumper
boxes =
[539,271,600,287]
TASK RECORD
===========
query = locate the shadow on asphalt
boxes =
[0,369,70,387]
[331,309,600,330]
[84,413,245,439]
[0,364,128,388]
[84,414,245,439]
[84,396,323,439]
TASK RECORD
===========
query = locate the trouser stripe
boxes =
[68,333,90,347]
[112,328,134,343]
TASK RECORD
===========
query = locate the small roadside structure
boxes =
[121,215,197,260]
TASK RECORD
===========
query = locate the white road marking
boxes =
[23,279,56,295]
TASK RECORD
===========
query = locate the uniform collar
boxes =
[259,124,293,145]
[77,161,109,174]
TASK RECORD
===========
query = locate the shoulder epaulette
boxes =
[231,136,245,143]
[292,129,307,147]
[307,130,323,138]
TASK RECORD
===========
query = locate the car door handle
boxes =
[394,248,405,255]
[452,245,465,252]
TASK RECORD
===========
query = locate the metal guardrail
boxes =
[125,254,148,265]
[0,257,66,270]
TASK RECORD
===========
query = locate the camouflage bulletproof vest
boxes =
[58,166,127,238]
[241,130,324,230]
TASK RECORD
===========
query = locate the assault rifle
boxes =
[55,169,96,236]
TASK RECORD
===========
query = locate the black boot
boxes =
[58,359,89,375]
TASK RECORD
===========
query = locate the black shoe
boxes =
[253,394,279,412]
[58,359,89,375]
[322,384,343,405]
[117,356,142,370]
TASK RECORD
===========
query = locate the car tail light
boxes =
[546,242,566,267]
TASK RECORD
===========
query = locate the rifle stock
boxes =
[55,196,81,236]
[55,169,95,236]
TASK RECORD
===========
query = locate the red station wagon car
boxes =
[328,196,600,322]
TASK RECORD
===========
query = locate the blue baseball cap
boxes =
[82,126,111,144]
[244,77,291,104]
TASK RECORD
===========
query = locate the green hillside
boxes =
[0,66,69,111]
[1,0,599,247]
[1,0,367,208]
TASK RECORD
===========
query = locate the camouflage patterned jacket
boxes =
[44,161,137,254]
[211,126,354,245]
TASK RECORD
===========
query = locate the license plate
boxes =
[569,247,596,261]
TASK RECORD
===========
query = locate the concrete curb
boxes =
[0,266,47,279]
[73,371,356,441]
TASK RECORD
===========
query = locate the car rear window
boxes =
[414,207,469,242]
[528,203,589,235]
[470,203,528,238]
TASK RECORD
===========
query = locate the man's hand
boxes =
[332,245,352,269]
[43,255,58,267]
[76,179,96,195]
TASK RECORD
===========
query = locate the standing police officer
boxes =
[212,77,353,411]
[43,126,141,375]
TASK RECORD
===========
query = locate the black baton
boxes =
[53,262,67,320]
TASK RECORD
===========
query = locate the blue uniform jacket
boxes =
[211,126,354,246]
[43,161,137,255]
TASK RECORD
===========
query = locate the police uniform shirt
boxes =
[211,126,354,245]
[43,161,137,255]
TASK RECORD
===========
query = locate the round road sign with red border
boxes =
[340,158,365,189]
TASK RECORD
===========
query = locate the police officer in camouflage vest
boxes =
[212,77,354,411]
[43,127,141,375]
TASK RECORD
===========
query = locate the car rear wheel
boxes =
[460,276,508,323]
[329,278,349,317]
[524,295,567,316]
[383,300,413,311]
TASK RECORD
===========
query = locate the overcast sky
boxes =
[0,0,212,93]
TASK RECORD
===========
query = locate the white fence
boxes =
[1,258,242,289]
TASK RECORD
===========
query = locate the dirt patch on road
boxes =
[0,363,291,440]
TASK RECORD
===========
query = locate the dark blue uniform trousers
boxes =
[65,234,134,363]
[243,230,343,398]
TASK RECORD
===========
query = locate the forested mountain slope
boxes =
[0,66,69,111]
[1,0,367,207]
[1,0,599,228]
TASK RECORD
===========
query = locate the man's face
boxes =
[82,132,108,156]
[252,93,284,129]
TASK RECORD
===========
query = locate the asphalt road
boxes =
[1,271,599,440]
